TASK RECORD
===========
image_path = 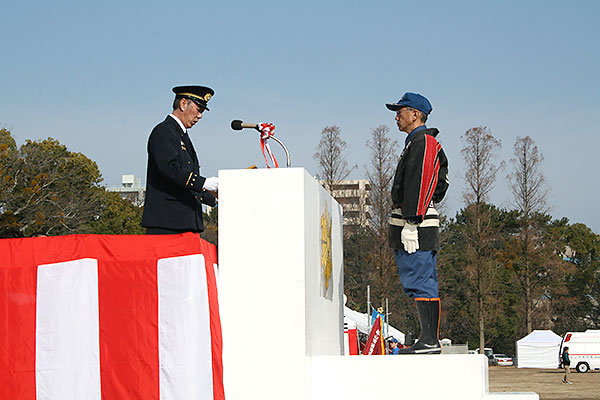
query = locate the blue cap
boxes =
[386,92,433,115]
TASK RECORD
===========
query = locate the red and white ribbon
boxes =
[258,122,278,168]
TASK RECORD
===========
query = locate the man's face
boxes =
[395,107,419,133]
[180,99,204,129]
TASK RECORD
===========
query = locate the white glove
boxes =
[203,176,218,192]
[401,223,419,254]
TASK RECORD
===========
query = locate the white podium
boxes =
[218,168,344,400]
[218,168,537,400]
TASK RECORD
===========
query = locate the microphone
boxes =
[231,120,259,131]
[230,119,291,167]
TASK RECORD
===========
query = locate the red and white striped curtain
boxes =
[0,233,224,400]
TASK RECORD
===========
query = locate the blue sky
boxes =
[1,0,599,231]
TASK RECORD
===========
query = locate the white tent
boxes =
[343,306,405,344]
[516,330,562,368]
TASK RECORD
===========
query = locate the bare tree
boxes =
[460,126,505,354]
[461,127,504,204]
[507,136,552,333]
[364,125,399,306]
[313,125,355,193]
[508,136,549,217]
[366,125,398,236]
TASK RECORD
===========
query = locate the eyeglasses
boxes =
[189,100,205,114]
[396,107,414,115]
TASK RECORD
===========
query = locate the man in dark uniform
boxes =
[386,92,449,354]
[142,85,218,234]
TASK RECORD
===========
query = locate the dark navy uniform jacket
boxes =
[142,115,216,232]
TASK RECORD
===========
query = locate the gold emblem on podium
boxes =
[320,201,332,297]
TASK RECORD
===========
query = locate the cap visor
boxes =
[386,103,401,111]
[192,100,209,111]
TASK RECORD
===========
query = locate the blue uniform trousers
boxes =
[394,249,438,299]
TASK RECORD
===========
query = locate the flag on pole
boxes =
[0,233,224,400]
[362,313,385,355]
[371,308,386,337]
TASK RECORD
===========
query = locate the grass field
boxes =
[489,366,599,400]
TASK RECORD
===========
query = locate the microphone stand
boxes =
[268,135,291,168]
[231,120,291,167]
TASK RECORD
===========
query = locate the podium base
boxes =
[311,355,538,400]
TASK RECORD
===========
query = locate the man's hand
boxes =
[401,223,419,254]
[203,176,218,192]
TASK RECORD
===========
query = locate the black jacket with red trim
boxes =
[142,116,216,232]
[389,127,449,251]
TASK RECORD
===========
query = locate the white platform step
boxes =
[311,354,539,400]
[485,393,539,400]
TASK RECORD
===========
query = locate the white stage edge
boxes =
[311,355,537,400]
[218,168,538,400]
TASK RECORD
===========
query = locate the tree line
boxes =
[2,125,598,356]
[0,127,216,243]
[0,128,145,237]
[314,125,600,356]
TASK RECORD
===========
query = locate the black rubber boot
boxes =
[397,299,441,354]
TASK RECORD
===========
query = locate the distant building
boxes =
[107,175,145,207]
[322,180,371,230]
[108,175,372,225]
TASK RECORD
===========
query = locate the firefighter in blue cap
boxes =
[142,85,219,234]
[386,92,449,354]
